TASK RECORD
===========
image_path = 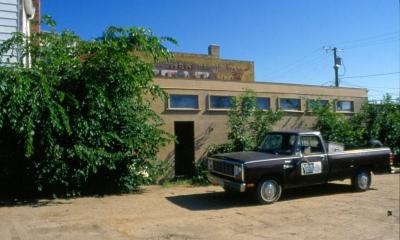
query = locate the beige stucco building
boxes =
[152,45,368,177]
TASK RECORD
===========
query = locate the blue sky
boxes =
[42,0,399,100]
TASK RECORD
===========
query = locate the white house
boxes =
[0,0,36,64]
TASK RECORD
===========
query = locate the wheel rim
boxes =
[260,180,280,202]
[358,173,369,189]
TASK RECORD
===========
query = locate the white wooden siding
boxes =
[0,0,18,34]
[0,0,18,63]
[0,0,18,4]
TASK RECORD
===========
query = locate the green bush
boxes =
[228,90,284,151]
[311,96,400,156]
[192,143,236,185]
[352,95,400,156]
[192,92,284,184]
[0,18,175,196]
[311,100,365,145]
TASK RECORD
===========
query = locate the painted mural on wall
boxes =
[154,53,254,81]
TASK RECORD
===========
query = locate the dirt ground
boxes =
[0,174,399,240]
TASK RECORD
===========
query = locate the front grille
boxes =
[212,159,234,176]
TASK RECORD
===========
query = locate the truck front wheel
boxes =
[256,179,282,204]
[352,170,371,191]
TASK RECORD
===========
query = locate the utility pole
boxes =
[323,46,343,87]
[333,47,339,87]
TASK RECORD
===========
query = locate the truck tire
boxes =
[256,178,282,204]
[352,170,371,191]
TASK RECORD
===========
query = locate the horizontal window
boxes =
[209,96,233,109]
[279,98,301,111]
[169,94,199,109]
[308,99,329,110]
[256,97,271,110]
[336,101,353,112]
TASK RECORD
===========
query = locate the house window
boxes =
[256,97,271,110]
[336,101,354,112]
[308,99,329,110]
[169,94,199,109]
[279,98,301,111]
[209,96,233,109]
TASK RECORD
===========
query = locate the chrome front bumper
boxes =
[207,173,246,192]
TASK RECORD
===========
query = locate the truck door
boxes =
[286,135,328,186]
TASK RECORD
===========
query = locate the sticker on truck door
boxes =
[301,161,322,175]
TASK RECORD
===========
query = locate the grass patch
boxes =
[161,179,193,188]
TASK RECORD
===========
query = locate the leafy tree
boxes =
[0,18,175,196]
[352,95,400,156]
[192,91,283,184]
[228,90,284,151]
[311,96,400,158]
[311,100,365,145]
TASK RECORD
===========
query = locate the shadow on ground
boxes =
[166,183,377,211]
[0,187,150,208]
[0,198,72,208]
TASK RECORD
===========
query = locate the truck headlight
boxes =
[234,165,243,181]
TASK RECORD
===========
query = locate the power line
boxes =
[340,80,399,92]
[341,71,400,79]
[331,31,399,47]
[319,80,333,86]
[264,48,322,78]
[345,36,399,50]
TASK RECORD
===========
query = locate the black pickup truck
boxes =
[207,130,393,204]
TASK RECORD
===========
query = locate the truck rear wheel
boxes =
[256,179,282,204]
[352,170,371,191]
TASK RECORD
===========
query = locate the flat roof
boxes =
[171,51,254,64]
[154,78,368,98]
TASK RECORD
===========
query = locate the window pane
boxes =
[170,95,198,109]
[309,99,329,109]
[300,136,323,154]
[280,98,301,110]
[257,97,270,110]
[336,101,353,112]
[210,96,233,109]
[259,133,297,155]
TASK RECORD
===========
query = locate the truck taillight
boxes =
[389,153,394,166]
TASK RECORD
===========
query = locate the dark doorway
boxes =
[174,121,195,177]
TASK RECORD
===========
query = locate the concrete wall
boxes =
[152,78,368,177]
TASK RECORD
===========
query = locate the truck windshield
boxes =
[258,133,297,155]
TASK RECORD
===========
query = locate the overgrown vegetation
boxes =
[192,90,284,184]
[312,96,400,157]
[0,17,175,196]
[311,100,365,146]
[227,90,284,151]
[353,95,400,156]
